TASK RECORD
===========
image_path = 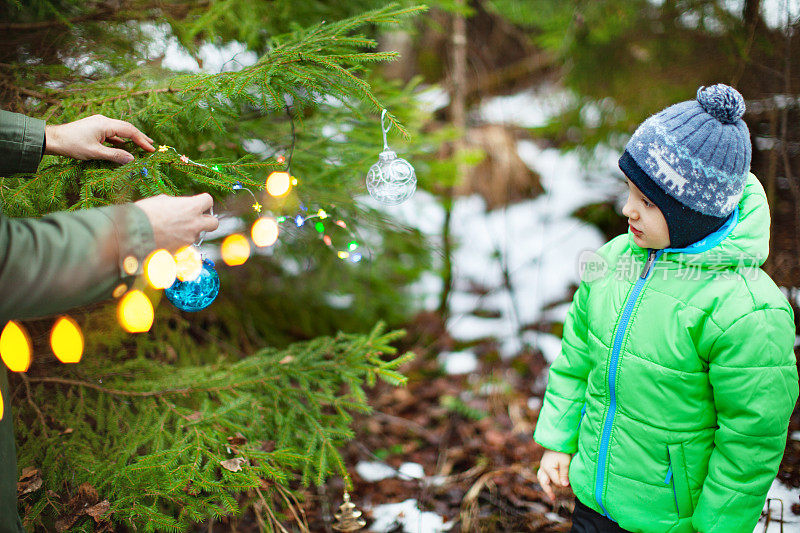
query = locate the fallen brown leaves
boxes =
[298,346,574,532]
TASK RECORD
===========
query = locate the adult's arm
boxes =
[0,204,155,323]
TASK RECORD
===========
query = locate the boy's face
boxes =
[622,179,670,249]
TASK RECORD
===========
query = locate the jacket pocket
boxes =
[666,442,693,519]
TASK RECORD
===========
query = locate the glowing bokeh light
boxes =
[252,217,279,247]
[221,234,251,266]
[266,171,292,197]
[0,321,32,372]
[50,316,84,364]
[118,290,154,333]
[144,249,177,289]
[175,245,202,282]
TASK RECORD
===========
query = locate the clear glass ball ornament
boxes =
[366,110,416,206]
[165,257,220,312]
[366,149,416,206]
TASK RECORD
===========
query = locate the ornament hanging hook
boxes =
[381,109,392,151]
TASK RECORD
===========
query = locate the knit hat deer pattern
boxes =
[619,83,752,248]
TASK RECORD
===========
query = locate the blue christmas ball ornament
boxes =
[165,258,220,311]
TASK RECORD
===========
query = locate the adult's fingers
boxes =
[200,214,219,232]
[192,192,214,213]
[93,145,134,165]
[109,119,156,152]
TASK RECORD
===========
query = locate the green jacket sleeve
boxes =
[691,307,799,533]
[0,110,45,175]
[0,204,155,323]
[533,279,592,454]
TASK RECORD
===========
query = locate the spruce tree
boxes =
[1,1,432,530]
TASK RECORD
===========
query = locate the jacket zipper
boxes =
[594,248,661,519]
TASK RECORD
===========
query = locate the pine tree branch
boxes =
[26,375,279,397]
[20,374,49,438]
[78,86,180,109]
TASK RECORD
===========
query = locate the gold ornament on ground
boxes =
[332,492,366,531]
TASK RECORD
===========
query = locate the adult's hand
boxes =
[134,194,219,252]
[45,114,155,164]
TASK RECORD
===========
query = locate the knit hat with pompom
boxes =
[618,84,752,248]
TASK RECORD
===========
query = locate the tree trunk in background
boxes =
[438,1,468,318]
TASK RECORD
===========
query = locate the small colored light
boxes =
[221,234,251,266]
[212,165,220,172]
[276,155,285,164]
[158,145,169,152]
[118,290,154,333]
[252,217,279,247]
[277,216,286,223]
[0,321,32,372]
[252,202,262,213]
[323,235,332,246]
[232,181,242,190]
[348,241,358,251]
[295,215,305,227]
[141,168,148,177]
[315,222,325,233]
[335,220,347,229]
[266,171,292,197]
[351,252,362,263]
[291,178,298,185]
[50,316,83,364]
[144,249,177,289]
[338,251,350,259]
[175,246,202,282]
[317,209,328,219]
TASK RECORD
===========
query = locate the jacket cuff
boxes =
[0,111,45,174]
[97,203,156,280]
[22,116,46,172]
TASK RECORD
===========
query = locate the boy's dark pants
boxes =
[571,498,631,533]
[0,370,25,532]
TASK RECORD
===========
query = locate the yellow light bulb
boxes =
[221,234,251,266]
[0,321,32,372]
[175,245,202,282]
[266,171,292,197]
[117,290,154,333]
[251,217,279,247]
[50,316,84,364]
[144,249,177,289]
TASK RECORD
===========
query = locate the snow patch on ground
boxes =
[369,499,453,533]
[437,351,479,375]
[356,461,397,482]
[756,479,800,532]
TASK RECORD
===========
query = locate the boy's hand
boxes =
[45,114,155,165]
[537,449,572,501]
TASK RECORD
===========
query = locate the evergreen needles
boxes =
[16,324,412,530]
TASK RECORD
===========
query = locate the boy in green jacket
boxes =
[534,84,798,532]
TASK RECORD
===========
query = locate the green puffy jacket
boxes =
[0,110,155,532]
[533,173,798,533]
